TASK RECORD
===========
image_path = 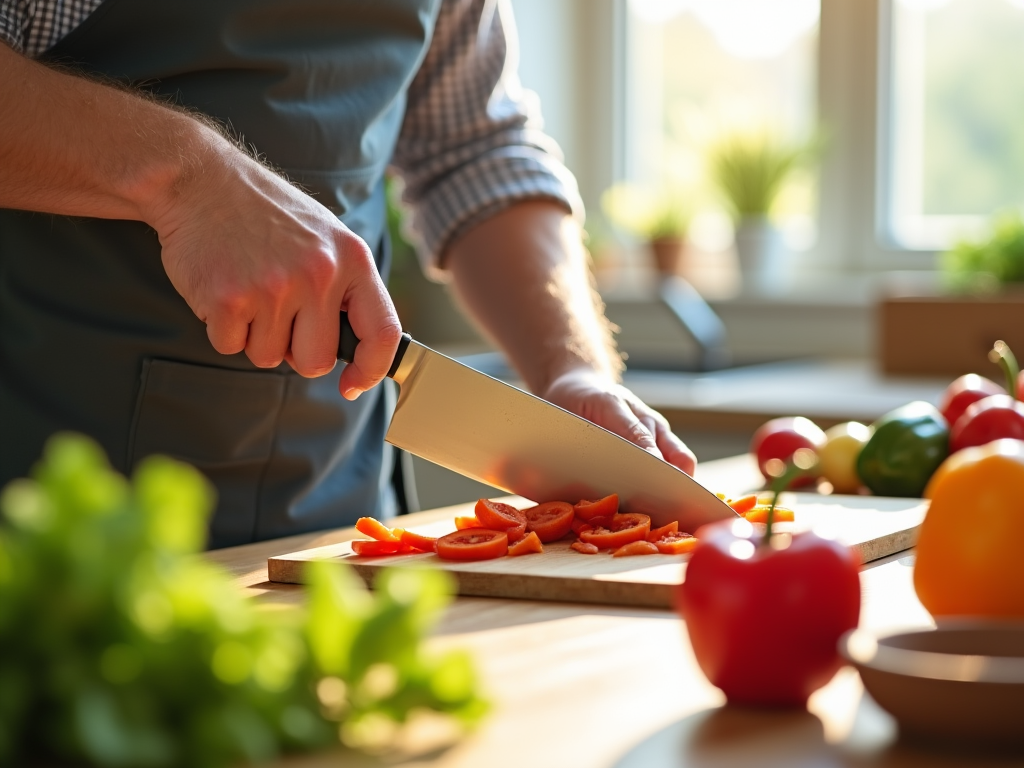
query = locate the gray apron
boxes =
[0,0,440,547]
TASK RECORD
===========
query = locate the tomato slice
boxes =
[355,516,400,542]
[613,540,659,557]
[436,529,509,561]
[573,494,619,521]
[571,540,599,555]
[579,512,651,550]
[351,539,401,556]
[654,531,698,555]
[455,515,483,530]
[475,499,526,529]
[570,517,592,535]
[727,494,758,514]
[743,506,795,524]
[523,501,575,542]
[508,530,544,557]
[646,521,679,543]
[399,530,437,553]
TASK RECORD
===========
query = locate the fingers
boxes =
[625,399,697,474]
[337,269,403,400]
[597,396,664,460]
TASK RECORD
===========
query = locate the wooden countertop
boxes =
[206,455,1019,768]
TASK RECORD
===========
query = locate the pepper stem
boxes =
[762,448,818,546]
[989,340,1019,401]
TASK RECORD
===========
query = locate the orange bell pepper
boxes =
[915,438,1024,619]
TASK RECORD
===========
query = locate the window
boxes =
[883,0,1024,250]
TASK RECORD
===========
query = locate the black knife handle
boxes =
[338,311,412,379]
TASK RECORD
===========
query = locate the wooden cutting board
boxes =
[267,493,926,609]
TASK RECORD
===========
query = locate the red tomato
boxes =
[355,517,399,542]
[653,531,698,555]
[351,539,401,556]
[750,417,825,488]
[399,530,437,553]
[677,519,860,707]
[523,501,575,542]
[571,540,599,555]
[508,530,544,557]
[436,529,509,561]
[950,395,1024,453]
[646,521,679,542]
[475,499,527,543]
[573,494,619,521]
[939,374,1004,428]
[454,516,483,530]
[579,513,651,549]
[613,540,659,557]
[570,517,592,535]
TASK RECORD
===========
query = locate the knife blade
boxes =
[338,312,737,532]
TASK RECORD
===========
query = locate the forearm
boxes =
[0,43,225,224]
[443,200,622,394]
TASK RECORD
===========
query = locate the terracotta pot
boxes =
[649,237,688,277]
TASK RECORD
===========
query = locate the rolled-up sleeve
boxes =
[390,0,584,278]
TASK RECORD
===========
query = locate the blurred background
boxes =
[389,0,1024,509]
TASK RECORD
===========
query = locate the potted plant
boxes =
[709,132,813,292]
[600,182,691,277]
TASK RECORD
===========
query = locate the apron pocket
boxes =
[127,358,287,546]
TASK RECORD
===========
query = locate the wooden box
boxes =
[878,293,1024,377]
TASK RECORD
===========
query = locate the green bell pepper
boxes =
[856,401,949,497]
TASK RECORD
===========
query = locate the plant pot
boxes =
[648,236,688,278]
[734,217,787,293]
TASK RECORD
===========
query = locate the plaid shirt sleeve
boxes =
[0,0,104,56]
[390,0,585,277]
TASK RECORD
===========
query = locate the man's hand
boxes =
[542,369,697,474]
[443,200,698,474]
[149,148,401,399]
[0,44,400,399]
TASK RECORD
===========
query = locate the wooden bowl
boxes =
[840,623,1024,750]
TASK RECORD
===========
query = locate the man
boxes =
[0,0,695,547]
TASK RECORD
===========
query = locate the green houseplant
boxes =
[600,183,691,277]
[709,132,814,291]
[942,210,1024,293]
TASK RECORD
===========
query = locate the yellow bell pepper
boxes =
[914,439,1024,619]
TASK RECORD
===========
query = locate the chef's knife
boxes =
[338,312,737,531]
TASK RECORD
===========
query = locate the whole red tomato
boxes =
[677,518,861,707]
[950,395,1024,453]
[939,374,1004,429]
[750,417,825,487]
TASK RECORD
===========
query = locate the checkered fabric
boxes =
[0,0,583,271]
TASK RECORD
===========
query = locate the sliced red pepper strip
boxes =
[727,494,758,514]
[744,506,795,524]
[399,529,437,553]
[455,515,484,530]
[355,516,400,542]
[571,540,599,555]
[613,540,659,557]
[508,530,544,557]
[351,539,402,556]
[646,521,679,543]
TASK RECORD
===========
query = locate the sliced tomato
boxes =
[351,539,401,556]
[743,505,795,524]
[646,521,679,543]
[475,499,526,529]
[727,494,758,514]
[570,517,592,535]
[579,512,651,550]
[573,494,619,521]
[436,529,509,561]
[399,530,437,553]
[355,516,400,542]
[571,540,599,555]
[613,540,659,557]
[653,531,698,555]
[508,530,544,557]
[455,515,483,530]
[523,501,575,542]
